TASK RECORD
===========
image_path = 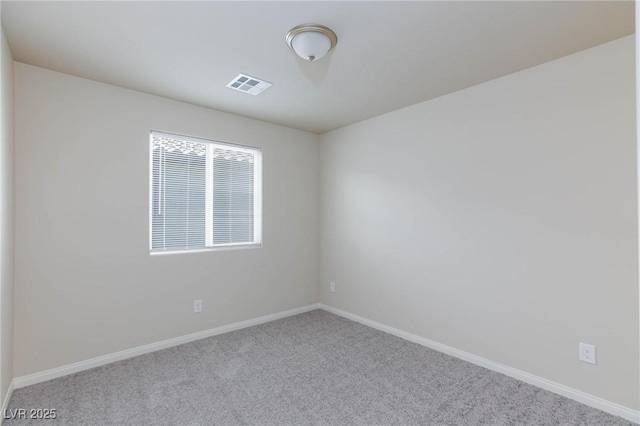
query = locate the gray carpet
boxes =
[5,310,633,425]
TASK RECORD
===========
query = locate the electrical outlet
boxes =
[193,299,203,313]
[579,342,596,364]
[330,282,336,293]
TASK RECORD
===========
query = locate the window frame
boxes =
[148,130,263,255]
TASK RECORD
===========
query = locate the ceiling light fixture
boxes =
[285,24,338,62]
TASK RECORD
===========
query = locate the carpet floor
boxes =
[5,310,633,425]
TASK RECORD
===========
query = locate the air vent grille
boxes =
[226,74,272,95]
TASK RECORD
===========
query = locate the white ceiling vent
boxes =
[226,74,272,95]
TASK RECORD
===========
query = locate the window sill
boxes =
[150,243,262,256]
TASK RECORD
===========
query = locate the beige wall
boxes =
[0,25,15,405]
[13,63,320,376]
[319,36,638,410]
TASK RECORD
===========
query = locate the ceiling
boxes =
[1,1,634,134]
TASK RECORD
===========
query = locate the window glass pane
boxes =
[212,155,254,245]
[151,143,207,250]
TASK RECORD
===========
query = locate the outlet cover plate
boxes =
[579,342,596,364]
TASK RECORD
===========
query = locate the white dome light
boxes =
[286,24,338,62]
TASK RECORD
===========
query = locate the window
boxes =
[150,131,262,253]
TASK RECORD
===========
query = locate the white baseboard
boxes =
[1,379,15,424]
[14,303,320,389]
[318,303,640,424]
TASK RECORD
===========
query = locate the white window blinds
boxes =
[150,131,262,253]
